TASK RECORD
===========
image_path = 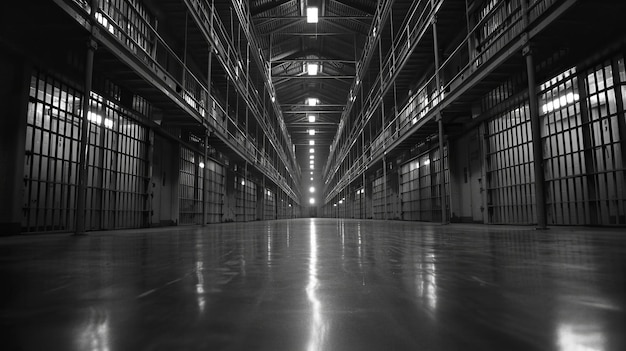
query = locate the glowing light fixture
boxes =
[307,63,319,76]
[308,129,316,136]
[308,115,316,123]
[309,187,315,193]
[309,148,314,153]
[306,7,318,23]
[199,162,205,169]
[309,198,315,205]
[309,155,314,159]
[310,165,314,169]
[309,140,315,146]
[307,98,317,106]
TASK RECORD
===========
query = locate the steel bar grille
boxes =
[486,103,535,224]
[577,59,625,224]
[372,176,387,219]
[264,189,276,220]
[235,178,257,222]
[204,160,224,224]
[539,67,589,224]
[23,72,82,232]
[353,188,366,219]
[179,147,202,225]
[23,71,149,232]
[85,93,148,230]
[400,147,449,222]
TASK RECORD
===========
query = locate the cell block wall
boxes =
[23,71,148,232]
[235,178,257,222]
[353,189,366,219]
[264,189,277,220]
[204,159,225,224]
[23,72,82,232]
[400,147,450,222]
[179,146,202,225]
[486,103,536,224]
[540,59,626,225]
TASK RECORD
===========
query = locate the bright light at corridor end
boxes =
[307,63,318,76]
[306,7,318,23]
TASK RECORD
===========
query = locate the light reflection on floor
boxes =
[0,219,624,351]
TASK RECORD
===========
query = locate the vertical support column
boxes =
[576,70,598,224]
[383,156,387,220]
[524,45,547,229]
[202,132,208,226]
[432,15,448,224]
[438,117,448,224]
[75,2,98,235]
[610,60,626,181]
[0,52,30,235]
[244,162,248,221]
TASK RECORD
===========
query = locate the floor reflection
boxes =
[306,219,327,351]
[2,220,624,351]
[76,307,111,351]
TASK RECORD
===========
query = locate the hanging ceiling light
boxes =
[307,63,319,75]
[306,7,318,23]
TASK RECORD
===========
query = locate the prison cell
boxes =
[578,58,625,224]
[23,71,149,232]
[85,92,148,230]
[264,189,277,220]
[372,175,388,219]
[179,146,202,225]
[23,72,82,232]
[400,147,450,222]
[486,102,536,224]
[353,188,366,219]
[236,177,257,222]
[204,159,225,224]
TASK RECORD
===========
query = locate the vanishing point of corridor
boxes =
[2,219,625,351]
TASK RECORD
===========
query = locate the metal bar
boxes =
[75,1,98,235]
[433,14,448,224]
[271,75,355,79]
[524,47,547,229]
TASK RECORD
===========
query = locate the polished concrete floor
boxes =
[1,219,625,351]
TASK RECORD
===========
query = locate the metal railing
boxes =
[323,0,565,203]
[69,0,301,203]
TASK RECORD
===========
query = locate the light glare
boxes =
[307,63,319,75]
[306,7,318,23]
